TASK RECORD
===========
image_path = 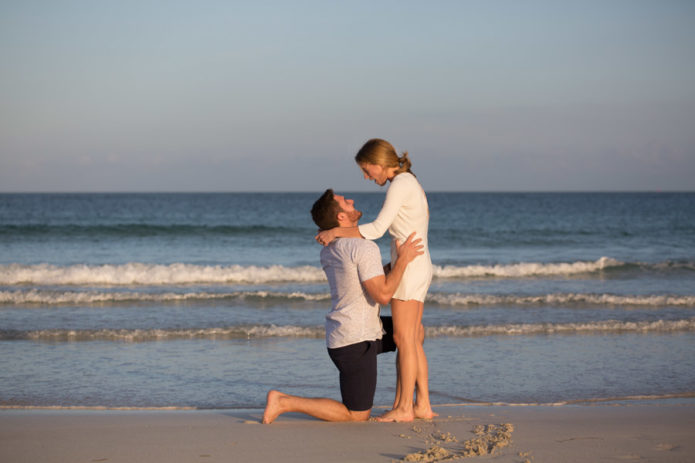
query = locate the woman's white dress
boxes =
[357,172,432,302]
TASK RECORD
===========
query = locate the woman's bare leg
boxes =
[392,352,401,409]
[377,298,420,422]
[413,301,437,419]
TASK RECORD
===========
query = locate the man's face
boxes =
[334,194,363,223]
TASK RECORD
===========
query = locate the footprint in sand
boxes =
[400,422,514,462]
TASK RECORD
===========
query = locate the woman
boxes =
[316,138,434,422]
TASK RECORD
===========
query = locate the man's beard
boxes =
[347,209,363,222]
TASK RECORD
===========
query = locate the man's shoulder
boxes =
[343,236,375,244]
[322,238,379,260]
[338,237,379,252]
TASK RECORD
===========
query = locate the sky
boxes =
[1,0,694,192]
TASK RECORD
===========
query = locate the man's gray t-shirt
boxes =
[321,238,386,349]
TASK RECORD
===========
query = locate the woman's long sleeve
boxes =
[357,175,409,240]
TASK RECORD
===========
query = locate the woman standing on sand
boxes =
[316,138,434,422]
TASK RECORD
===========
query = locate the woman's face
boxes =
[358,163,389,186]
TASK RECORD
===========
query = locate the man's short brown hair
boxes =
[311,189,340,230]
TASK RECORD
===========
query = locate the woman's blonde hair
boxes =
[355,138,414,176]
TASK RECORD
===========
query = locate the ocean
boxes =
[1,192,694,409]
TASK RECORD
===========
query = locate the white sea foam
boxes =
[0,257,684,286]
[2,289,694,307]
[429,391,695,407]
[3,288,693,307]
[4,318,693,341]
[428,292,695,307]
[4,391,693,410]
[425,318,695,337]
[0,289,330,305]
[1,325,325,341]
[433,256,623,278]
[0,263,327,286]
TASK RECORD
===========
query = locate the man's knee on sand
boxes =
[347,408,372,422]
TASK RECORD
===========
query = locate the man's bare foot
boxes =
[262,390,286,424]
[376,407,415,423]
[414,403,438,420]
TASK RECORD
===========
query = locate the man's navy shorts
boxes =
[326,316,397,412]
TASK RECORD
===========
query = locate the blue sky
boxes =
[1,0,694,192]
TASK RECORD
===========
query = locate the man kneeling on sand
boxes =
[262,189,423,424]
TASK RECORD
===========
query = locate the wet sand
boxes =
[1,404,694,462]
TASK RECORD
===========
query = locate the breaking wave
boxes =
[425,318,695,337]
[428,292,695,307]
[1,258,690,286]
[2,289,694,307]
[0,289,330,305]
[0,325,326,342]
[3,318,693,342]
[0,263,326,286]
[433,256,624,278]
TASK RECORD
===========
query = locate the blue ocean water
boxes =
[1,192,694,409]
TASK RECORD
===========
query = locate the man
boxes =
[262,189,423,424]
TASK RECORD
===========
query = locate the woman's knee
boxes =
[393,329,417,349]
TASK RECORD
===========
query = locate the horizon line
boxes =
[1,190,693,195]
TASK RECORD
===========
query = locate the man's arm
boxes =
[362,233,423,305]
[315,226,362,246]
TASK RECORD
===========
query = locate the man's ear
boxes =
[336,211,347,223]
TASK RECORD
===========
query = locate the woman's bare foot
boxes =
[376,407,415,423]
[414,403,438,420]
[262,390,286,424]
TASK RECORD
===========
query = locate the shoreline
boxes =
[2,403,694,463]
[3,391,695,411]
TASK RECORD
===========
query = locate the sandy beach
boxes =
[1,403,693,462]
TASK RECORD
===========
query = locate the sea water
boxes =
[1,192,694,409]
